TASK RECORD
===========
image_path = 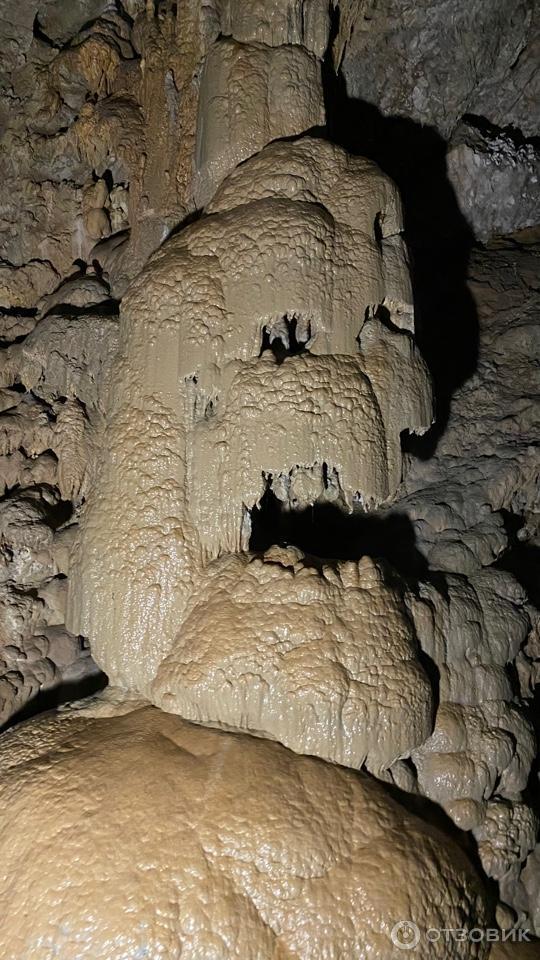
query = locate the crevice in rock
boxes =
[2,660,108,733]
[462,113,540,152]
[361,303,410,339]
[259,315,312,364]
[0,307,38,317]
[495,510,540,609]
[41,299,120,319]
[249,489,430,584]
[32,15,58,49]
[373,210,383,248]
[166,207,204,240]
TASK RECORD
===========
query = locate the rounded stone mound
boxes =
[0,700,490,959]
[152,550,433,773]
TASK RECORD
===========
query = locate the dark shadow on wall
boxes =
[250,490,429,584]
[2,665,108,734]
[322,51,479,457]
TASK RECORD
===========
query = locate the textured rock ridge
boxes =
[152,549,433,773]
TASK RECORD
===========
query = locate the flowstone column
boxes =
[68,5,435,777]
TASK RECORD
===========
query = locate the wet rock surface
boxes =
[0,700,490,960]
[0,1,538,956]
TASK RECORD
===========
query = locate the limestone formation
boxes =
[408,570,535,839]
[0,281,117,721]
[0,0,538,955]
[194,39,325,205]
[152,549,432,772]
[68,135,432,699]
[396,240,540,577]
[0,701,490,960]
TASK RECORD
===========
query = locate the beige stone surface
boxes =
[0,702,490,960]
[412,701,535,819]
[0,0,537,944]
[153,549,432,772]
[194,39,324,205]
[207,136,415,332]
[0,179,82,303]
[0,488,101,726]
[68,137,432,695]
[474,801,539,882]
[0,286,116,723]
[215,0,330,55]
[406,569,537,898]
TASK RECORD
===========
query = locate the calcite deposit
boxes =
[68,135,432,698]
[194,39,325,205]
[152,549,433,772]
[0,0,538,956]
[0,700,490,960]
[408,570,536,843]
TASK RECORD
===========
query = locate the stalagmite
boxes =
[67,135,433,698]
[0,698,491,960]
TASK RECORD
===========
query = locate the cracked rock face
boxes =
[338,0,539,241]
[0,701,490,960]
[338,0,539,140]
[447,121,540,241]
